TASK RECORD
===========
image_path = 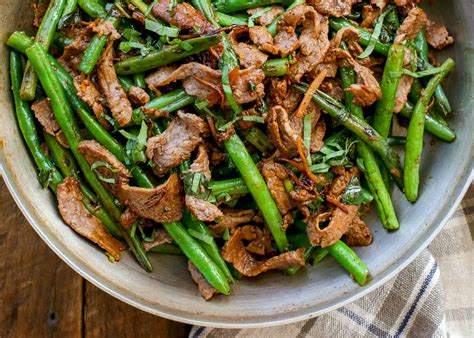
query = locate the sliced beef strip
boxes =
[57,177,125,261]
[31,98,69,148]
[361,5,381,28]
[146,111,209,176]
[343,215,373,246]
[247,6,284,26]
[97,42,133,127]
[120,208,139,230]
[228,67,265,105]
[248,26,279,55]
[273,30,300,58]
[118,174,184,223]
[311,119,326,152]
[32,1,49,28]
[307,0,359,17]
[189,144,211,180]
[90,19,121,41]
[188,261,217,301]
[78,140,131,194]
[394,71,413,113]
[222,228,305,277]
[152,0,214,35]
[306,205,359,247]
[185,195,223,222]
[394,7,429,44]
[426,22,454,50]
[232,41,269,69]
[209,209,255,237]
[241,225,276,256]
[261,161,296,215]
[143,228,174,252]
[73,76,111,129]
[128,86,150,106]
[393,0,421,7]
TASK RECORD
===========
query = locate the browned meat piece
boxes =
[146,111,209,176]
[143,228,174,252]
[241,225,276,256]
[222,228,305,277]
[371,0,388,8]
[261,161,296,215]
[345,60,382,106]
[185,195,223,222]
[287,14,330,82]
[209,209,255,237]
[394,72,413,113]
[118,174,184,223]
[307,0,358,17]
[247,6,283,26]
[73,76,110,129]
[393,0,421,6]
[97,42,133,127]
[31,98,69,148]
[120,208,139,230]
[90,20,120,41]
[78,140,131,194]
[268,78,302,113]
[311,119,326,152]
[189,144,211,180]
[57,177,125,260]
[31,98,60,136]
[145,63,265,106]
[307,205,359,247]
[361,5,381,28]
[152,0,214,35]
[188,261,217,300]
[228,68,265,105]
[128,86,150,106]
[58,29,93,72]
[426,22,454,50]
[265,105,301,157]
[394,7,429,44]
[249,26,278,55]
[32,1,49,28]
[343,215,373,246]
[233,41,269,69]
[273,31,300,58]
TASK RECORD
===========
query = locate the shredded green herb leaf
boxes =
[188,228,214,245]
[358,5,395,59]
[145,18,180,38]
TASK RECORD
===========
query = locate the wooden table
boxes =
[0,179,188,337]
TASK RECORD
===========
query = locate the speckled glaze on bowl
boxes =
[0,0,473,328]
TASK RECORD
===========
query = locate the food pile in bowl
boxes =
[7,0,456,300]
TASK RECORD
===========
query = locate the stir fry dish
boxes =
[7,0,456,300]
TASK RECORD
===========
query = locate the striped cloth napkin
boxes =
[190,185,473,337]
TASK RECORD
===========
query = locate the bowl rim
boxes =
[1,159,472,328]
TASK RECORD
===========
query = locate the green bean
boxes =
[310,247,328,265]
[62,0,78,17]
[262,58,289,77]
[78,0,106,18]
[327,241,369,286]
[216,12,247,26]
[267,0,305,36]
[10,51,63,193]
[20,0,67,101]
[25,42,153,271]
[225,134,288,252]
[79,15,120,74]
[373,44,405,139]
[240,127,275,153]
[399,102,455,142]
[293,84,404,187]
[404,58,455,202]
[209,178,249,197]
[414,30,452,115]
[43,132,123,239]
[133,73,147,89]
[118,76,134,92]
[191,0,220,27]
[115,35,220,75]
[162,221,231,294]
[131,89,195,125]
[148,243,183,255]
[183,210,234,283]
[329,17,391,56]
[339,60,400,230]
[387,136,406,147]
[214,0,291,13]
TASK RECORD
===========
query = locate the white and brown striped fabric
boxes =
[190,185,473,337]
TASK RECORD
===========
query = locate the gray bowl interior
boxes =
[0,0,473,328]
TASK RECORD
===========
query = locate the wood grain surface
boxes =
[0,179,188,338]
